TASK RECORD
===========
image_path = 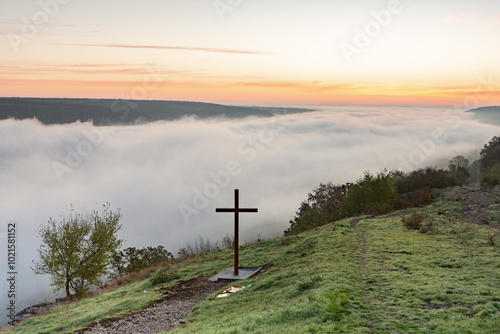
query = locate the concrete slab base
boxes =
[208,267,262,282]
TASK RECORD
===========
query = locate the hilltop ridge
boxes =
[467,106,500,126]
[0,98,312,125]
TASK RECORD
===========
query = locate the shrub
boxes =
[306,182,350,220]
[480,163,500,190]
[402,213,425,230]
[221,234,234,250]
[395,167,463,194]
[418,220,437,234]
[455,223,478,244]
[450,167,470,185]
[285,183,350,235]
[487,233,497,246]
[400,189,439,208]
[111,245,173,278]
[286,205,332,235]
[340,171,400,216]
[281,235,292,246]
[177,236,217,258]
[296,275,322,291]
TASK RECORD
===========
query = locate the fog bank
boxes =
[0,105,498,326]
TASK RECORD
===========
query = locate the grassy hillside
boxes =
[5,188,499,333]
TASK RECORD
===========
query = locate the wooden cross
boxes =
[216,189,258,276]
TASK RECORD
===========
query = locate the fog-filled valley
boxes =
[0,105,498,325]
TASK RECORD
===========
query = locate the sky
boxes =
[1,0,500,106]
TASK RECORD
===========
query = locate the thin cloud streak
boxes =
[59,43,271,55]
[0,19,99,36]
[0,62,199,79]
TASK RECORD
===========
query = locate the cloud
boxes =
[444,12,479,24]
[57,43,271,55]
[0,19,97,36]
[0,107,498,325]
[0,63,191,77]
[443,12,500,28]
[485,14,500,28]
[233,81,356,91]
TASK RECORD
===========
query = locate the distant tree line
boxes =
[286,135,500,235]
[285,167,465,235]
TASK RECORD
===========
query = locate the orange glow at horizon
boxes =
[1,78,499,108]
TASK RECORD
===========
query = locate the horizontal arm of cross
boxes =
[216,208,258,213]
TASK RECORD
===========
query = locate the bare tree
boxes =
[449,155,469,172]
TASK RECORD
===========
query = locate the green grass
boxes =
[6,191,500,333]
[6,277,163,333]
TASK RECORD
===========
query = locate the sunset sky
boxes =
[1,0,500,106]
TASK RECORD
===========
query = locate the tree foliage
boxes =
[286,165,470,235]
[286,183,350,235]
[394,167,464,194]
[447,156,471,186]
[32,204,122,298]
[481,163,500,190]
[110,246,173,278]
[448,155,469,171]
[480,136,500,172]
[340,171,400,216]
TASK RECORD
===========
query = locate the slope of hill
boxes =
[4,187,499,334]
[0,98,312,125]
[467,106,500,126]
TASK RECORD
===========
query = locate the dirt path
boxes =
[445,186,500,228]
[77,277,228,334]
[350,218,375,333]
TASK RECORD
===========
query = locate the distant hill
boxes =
[0,98,313,125]
[467,106,500,126]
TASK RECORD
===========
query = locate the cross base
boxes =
[208,267,262,282]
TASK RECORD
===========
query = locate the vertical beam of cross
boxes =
[216,189,258,276]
